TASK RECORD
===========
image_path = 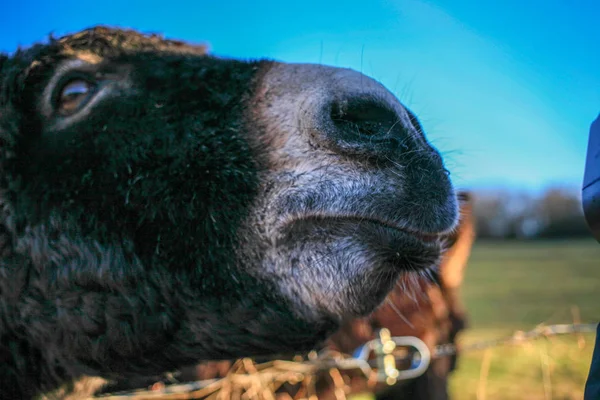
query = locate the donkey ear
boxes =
[438,191,476,289]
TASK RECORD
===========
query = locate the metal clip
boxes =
[353,329,431,384]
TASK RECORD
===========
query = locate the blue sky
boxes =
[1,0,599,191]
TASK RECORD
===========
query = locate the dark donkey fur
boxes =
[0,27,458,399]
[105,192,475,400]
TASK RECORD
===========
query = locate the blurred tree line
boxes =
[470,185,590,239]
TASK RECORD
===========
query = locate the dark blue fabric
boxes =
[585,323,600,400]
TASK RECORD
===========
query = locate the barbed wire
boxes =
[92,322,598,399]
[435,322,597,357]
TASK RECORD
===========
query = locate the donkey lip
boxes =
[338,216,443,242]
[286,214,444,244]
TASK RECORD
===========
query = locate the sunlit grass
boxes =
[449,239,600,400]
[350,239,600,400]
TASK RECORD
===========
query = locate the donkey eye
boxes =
[56,79,96,116]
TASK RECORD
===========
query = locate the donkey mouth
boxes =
[311,215,444,244]
[279,214,444,265]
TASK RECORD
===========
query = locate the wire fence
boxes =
[91,322,598,400]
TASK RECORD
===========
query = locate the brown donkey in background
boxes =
[325,190,475,400]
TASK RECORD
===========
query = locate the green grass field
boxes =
[354,239,600,400]
[449,239,600,400]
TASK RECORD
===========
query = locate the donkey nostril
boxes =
[329,97,408,151]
